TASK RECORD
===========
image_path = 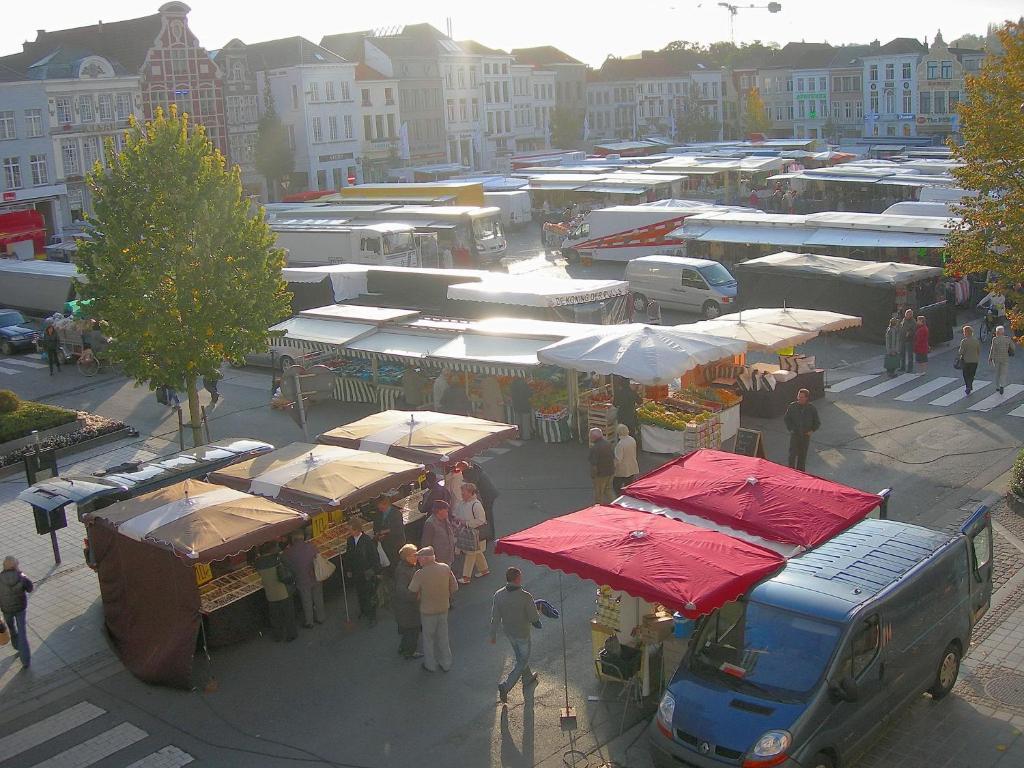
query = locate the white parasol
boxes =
[729,307,862,333]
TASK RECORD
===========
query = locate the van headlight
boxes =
[743,730,792,766]
[655,691,675,737]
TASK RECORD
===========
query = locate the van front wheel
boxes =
[702,300,722,319]
[929,643,961,699]
[809,753,835,768]
[632,294,648,314]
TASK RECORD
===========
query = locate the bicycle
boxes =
[77,348,100,377]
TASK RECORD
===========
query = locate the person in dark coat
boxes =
[612,376,641,443]
[508,377,534,440]
[254,543,298,642]
[463,461,498,543]
[373,494,407,572]
[41,325,61,375]
[0,556,34,667]
[393,544,423,659]
[344,521,381,625]
[282,532,324,628]
[419,471,452,516]
[420,501,457,568]
[440,380,473,416]
[783,388,821,472]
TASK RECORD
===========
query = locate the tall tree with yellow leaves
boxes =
[946,21,1024,329]
[743,87,772,137]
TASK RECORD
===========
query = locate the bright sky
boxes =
[1,0,1019,68]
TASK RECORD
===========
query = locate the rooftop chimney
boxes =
[98,20,103,33]
[36,29,46,37]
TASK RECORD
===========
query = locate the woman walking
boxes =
[454,483,489,584]
[393,544,423,659]
[42,325,61,375]
[613,423,640,496]
[913,316,930,374]
[957,325,981,395]
[989,325,1015,395]
[884,318,901,377]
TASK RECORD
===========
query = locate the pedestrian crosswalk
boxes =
[829,371,1024,415]
[0,356,48,375]
[0,701,193,768]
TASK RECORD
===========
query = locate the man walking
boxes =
[490,567,542,704]
[408,546,458,673]
[1,556,34,668]
[344,521,380,626]
[783,388,821,472]
[589,427,615,504]
[899,308,916,373]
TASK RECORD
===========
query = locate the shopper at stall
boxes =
[508,376,534,440]
[899,308,916,373]
[589,427,616,504]
[440,378,472,416]
[373,494,407,573]
[490,566,541,704]
[455,483,490,584]
[612,376,641,442]
[463,462,498,543]
[0,555,33,668]
[402,367,429,409]
[421,500,457,569]
[958,325,981,395]
[783,388,821,472]
[613,423,640,496]
[989,326,1015,395]
[344,521,381,626]
[432,369,449,409]
[254,543,298,642]
[408,546,458,672]
[394,544,423,660]
[480,375,505,423]
[445,461,467,504]
[884,317,901,378]
[914,316,930,373]
[282,532,324,628]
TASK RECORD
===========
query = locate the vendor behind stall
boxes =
[402,367,430,409]
[373,494,407,572]
[612,375,641,440]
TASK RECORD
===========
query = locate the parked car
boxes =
[0,308,39,355]
[625,256,737,319]
[649,510,993,768]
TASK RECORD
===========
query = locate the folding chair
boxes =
[595,656,643,735]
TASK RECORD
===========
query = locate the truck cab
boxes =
[650,511,993,768]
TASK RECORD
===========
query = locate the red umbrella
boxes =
[494,505,784,617]
[624,449,882,550]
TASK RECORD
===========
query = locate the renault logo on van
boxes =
[699,742,711,755]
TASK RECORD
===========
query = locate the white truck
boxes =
[556,201,737,263]
[270,221,420,268]
[484,190,532,228]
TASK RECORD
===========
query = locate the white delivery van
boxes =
[484,191,532,228]
[625,256,737,319]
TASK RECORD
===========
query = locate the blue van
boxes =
[649,509,993,768]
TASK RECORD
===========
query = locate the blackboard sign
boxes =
[734,428,766,458]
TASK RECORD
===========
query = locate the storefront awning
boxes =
[623,450,883,549]
[494,504,785,617]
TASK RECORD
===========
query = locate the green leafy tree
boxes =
[743,87,771,136]
[77,106,291,446]
[550,107,583,148]
[255,83,293,202]
[675,85,721,143]
[945,21,1024,332]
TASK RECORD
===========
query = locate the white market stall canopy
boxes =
[727,307,862,333]
[537,324,746,385]
[446,276,629,308]
[430,334,551,371]
[282,264,370,302]
[737,252,944,286]
[269,318,376,349]
[299,305,420,324]
[685,318,820,351]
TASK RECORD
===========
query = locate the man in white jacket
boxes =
[613,423,640,496]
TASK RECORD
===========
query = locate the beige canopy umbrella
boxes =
[208,442,424,509]
[90,479,308,561]
[729,307,862,333]
[319,410,517,464]
[685,318,820,351]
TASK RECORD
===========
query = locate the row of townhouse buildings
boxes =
[0,3,572,241]
[584,33,985,146]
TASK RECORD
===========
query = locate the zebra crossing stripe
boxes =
[126,746,194,767]
[1008,404,1024,418]
[27,722,147,768]
[894,377,958,402]
[968,384,1024,412]
[0,702,106,762]
[857,373,923,398]
[0,366,19,375]
[929,381,991,407]
[828,374,880,393]
[3,357,48,369]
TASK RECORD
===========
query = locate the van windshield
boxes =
[690,601,841,701]
[698,262,736,286]
[472,217,501,240]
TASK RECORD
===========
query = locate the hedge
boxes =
[0,401,79,443]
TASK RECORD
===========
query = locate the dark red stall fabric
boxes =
[494,505,784,617]
[624,449,881,549]
[90,520,200,689]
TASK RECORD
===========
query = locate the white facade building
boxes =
[441,50,484,170]
[356,64,401,181]
[512,63,554,151]
[790,68,830,139]
[861,38,926,139]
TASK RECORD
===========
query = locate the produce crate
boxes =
[534,410,572,443]
[640,413,722,454]
[587,401,618,440]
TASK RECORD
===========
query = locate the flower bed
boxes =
[0,410,130,469]
[0,399,79,443]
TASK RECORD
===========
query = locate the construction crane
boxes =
[717,2,782,44]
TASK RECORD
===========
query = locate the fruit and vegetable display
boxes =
[638,401,716,431]
[331,358,404,386]
[678,385,742,408]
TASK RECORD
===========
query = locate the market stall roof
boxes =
[281,264,369,302]
[494,504,785,617]
[431,333,550,372]
[209,442,424,509]
[269,317,376,347]
[684,318,819,351]
[803,229,946,249]
[537,324,746,385]
[575,185,648,195]
[737,252,943,286]
[318,410,517,463]
[88,480,308,562]
[345,330,451,361]
[728,307,862,333]
[446,276,629,308]
[623,450,883,550]
[299,305,420,324]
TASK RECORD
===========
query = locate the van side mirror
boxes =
[830,676,860,702]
